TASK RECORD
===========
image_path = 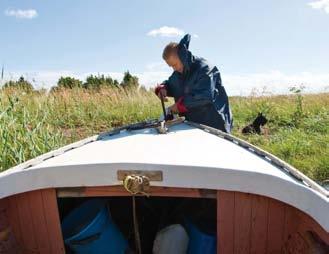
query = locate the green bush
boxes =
[2,76,34,92]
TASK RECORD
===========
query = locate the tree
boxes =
[83,74,119,90]
[120,71,139,89]
[2,76,34,92]
[57,76,82,89]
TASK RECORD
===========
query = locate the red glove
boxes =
[176,97,188,113]
[155,84,166,96]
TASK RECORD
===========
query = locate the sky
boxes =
[1,0,329,95]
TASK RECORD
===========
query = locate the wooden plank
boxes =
[282,204,299,249]
[56,187,86,197]
[281,205,313,253]
[145,187,216,198]
[218,190,235,254]
[0,199,8,229]
[0,199,7,227]
[27,190,51,253]
[6,196,23,251]
[0,198,6,212]
[0,198,11,253]
[250,195,269,254]
[266,198,286,254]
[16,193,38,253]
[298,209,329,246]
[293,209,329,252]
[82,186,216,198]
[41,189,65,254]
[234,192,252,254]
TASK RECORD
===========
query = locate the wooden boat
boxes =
[0,119,328,253]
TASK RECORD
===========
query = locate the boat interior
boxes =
[58,196,216,253]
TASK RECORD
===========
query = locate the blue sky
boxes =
[1,0,329,95]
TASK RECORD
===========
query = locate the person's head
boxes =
[162,42,184,73]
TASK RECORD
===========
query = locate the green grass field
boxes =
[0,87,328,184]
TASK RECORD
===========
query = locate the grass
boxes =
[0,87,328,184]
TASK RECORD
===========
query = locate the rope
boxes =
[123,175,150,196]
[132,196,142,254]
[123,175,151,253]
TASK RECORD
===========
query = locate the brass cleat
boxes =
[123,174,151,196]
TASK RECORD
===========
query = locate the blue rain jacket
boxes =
[163,34,233,133]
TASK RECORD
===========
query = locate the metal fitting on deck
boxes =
[123,174,150,195]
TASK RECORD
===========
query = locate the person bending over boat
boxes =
[155,34,233,133]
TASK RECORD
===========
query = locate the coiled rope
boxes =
[123,175,150,254]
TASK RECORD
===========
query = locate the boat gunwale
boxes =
[185,121,329,198]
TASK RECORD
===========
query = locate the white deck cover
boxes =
[0,123,328,231]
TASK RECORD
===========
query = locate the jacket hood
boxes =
[177,34,194,74]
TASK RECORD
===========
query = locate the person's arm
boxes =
[181,67,215,110]
[169,68,215,114]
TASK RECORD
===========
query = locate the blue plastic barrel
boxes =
[184,218,216,254]
[61,199,128,254]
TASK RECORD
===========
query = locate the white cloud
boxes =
[2,69,329,96]
[5,8,38,19]
[147,26,199,39]
[308,0,329,13]
[147,26,185,37]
